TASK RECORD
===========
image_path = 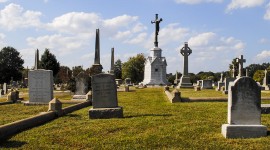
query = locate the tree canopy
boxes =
[114,59,122,79]
[0,47,24,83]
[122,54,146,83]
[40,48,60,77]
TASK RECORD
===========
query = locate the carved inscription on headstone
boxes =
[92,74,118,108]
[28,70,53,103]
[228,77,261,125]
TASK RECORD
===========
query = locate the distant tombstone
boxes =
[263,69,269,90]
[28,70,54,104]
[115,79,122,86]
[3,83,7,94]
[89,73,123,119]
[197,80,202,86]
[125,78,132,86]
[222,78,235,94]
[216,82,225,91]
[201,80,213,89]
[75,71,89,95]
[221,77,267,138]
[236,55,246,78]
[194,86,201,91]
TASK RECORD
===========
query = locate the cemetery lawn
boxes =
[0,103,73,126]
[1,88,270,149]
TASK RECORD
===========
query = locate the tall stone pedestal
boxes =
[177,76,193,88]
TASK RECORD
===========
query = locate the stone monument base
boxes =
[89,107,123,119]
[177,76,193,88]
[221,124,267,138]
[72,95,87,100]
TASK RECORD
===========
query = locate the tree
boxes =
[229,58,238,77]
[122,54,146,83]
[253,70,265,84]
[40,48,60,77]
[72,66,84,77]
[0,47,24,83]
[114,59,122,79]
[55,66,72,84]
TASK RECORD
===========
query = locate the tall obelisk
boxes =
[110,47,114,74]
[90,29,103,75]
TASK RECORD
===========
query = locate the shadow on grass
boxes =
[0,140,27,148]
[65,114,81,118]
[125,113,172,118]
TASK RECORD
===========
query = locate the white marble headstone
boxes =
[28,70,53,103]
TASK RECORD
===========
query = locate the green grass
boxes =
[0,103,74,126]
[179,88,226,98]
[1,88,270,149]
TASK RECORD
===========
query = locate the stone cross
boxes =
[180,42,192,76]
[94,29,101,65]
[110,47,114,74]
[264,69,268,86]
[151,14,162,47]
[236,55,246,78]
[34,49,39,70]
[232,65,235,78]
[220,73,223,82]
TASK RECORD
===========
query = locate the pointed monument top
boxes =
[94,29,100,64]
[34,49,39,70]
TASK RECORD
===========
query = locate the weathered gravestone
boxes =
[222,78,235,94]
[72,71,89,100]
[75,71,89,95]
[125,78,132,86]
[201,80,213,89]
[28,70,54,104]
[221,77,267,138]
[216,73,225,91]
[89,73,123,119]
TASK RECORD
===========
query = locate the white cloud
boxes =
[188,32,216,47]
[0,32,6,47]
[124,33,147,44]
[227,0,265,12]
[0,3,42,30]
[0,0,8,3]
[264,2,270,20]
[47,12,100,35]
[259,38,269,43]
[103,14,138,29]
[154,23,189,48]
[255,50,270,62]
[26,34,90,55]
[174,0,223,4]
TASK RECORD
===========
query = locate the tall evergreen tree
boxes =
[0,47,24,83]
[40,48,60,77]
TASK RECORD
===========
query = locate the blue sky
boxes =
[0,0,270,74]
